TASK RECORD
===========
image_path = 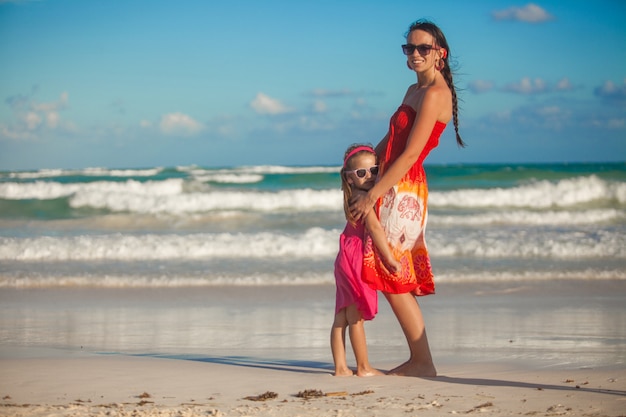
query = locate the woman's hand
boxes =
[349,189,375,222]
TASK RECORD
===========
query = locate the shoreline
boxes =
[1,279,625,416]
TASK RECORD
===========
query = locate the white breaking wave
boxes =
[436,269,626,283]
[194,174,265,184]
[0,228,340,261]
[1,175,624,217]
[0,272,336,288]
[179,165,339,175]
[1,227,624,261]
[1,268,624,289]
[429,229,626,259]
[0,179,342,213]
[430,175,626,208]
[0,179,184,200]
[431,209,625,226]
[4,167,163,179]
[69,188,342,214]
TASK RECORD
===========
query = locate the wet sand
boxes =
[1,280,625,416]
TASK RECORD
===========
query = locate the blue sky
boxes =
[1,0,624,170]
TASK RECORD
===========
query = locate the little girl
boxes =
[331,144,401,377]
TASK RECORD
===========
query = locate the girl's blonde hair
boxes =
[340,143,377,225]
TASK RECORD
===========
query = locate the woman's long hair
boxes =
[407,19,465,147]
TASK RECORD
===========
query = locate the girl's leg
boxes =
[345,304,384,377]
[330,309,353,376]
[384,292,437,377]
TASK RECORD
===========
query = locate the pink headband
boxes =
[343,146,375,167]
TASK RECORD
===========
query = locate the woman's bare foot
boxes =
[333,368,354,377]
[387,360,436,377]
[356,367,385,377]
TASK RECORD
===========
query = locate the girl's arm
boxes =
[364,211,400,273]
[351,88,448,221]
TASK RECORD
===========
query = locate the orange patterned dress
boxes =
[362,104,446,296]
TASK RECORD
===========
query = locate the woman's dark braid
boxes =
[441,66,465,147]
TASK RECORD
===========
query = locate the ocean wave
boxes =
[194,173,265,184]
[3,167,163,179]
[0,228,340,261]
[1,268,624,289]
[180,165,339,175]
[0,179,342,213]
[1,175,624,216]
[429,228,626,259]
[431,209,625,226]
[430,175,626,208]
[0,272,335,288]
[1,227,624,262]
[0,171,626,213]
[0,178,184,200]
[69,188,341,214]
[435,269,626,283]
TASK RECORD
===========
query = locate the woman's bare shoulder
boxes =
[423,86,452,122]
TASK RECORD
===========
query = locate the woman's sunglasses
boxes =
[345,166,379,178]
[402,43,439,56]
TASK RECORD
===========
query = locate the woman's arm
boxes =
[350,88,448,220]
[364,211,400,273]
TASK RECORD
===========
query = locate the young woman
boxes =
[350,20,464,377]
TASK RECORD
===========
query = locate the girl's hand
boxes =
[384,258,402,274]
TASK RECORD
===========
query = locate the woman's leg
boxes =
[330,309,353,376]
[384,292,437,377]
[346,304,384,377]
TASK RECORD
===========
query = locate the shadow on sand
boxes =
[129,353,626,397]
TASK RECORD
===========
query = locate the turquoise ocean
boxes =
[1,162,625,288]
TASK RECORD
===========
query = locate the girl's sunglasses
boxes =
[402,43,439,56]
[345,166,379,178]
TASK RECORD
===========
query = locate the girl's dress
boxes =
[334,220,378,320]
[362,104,446,296]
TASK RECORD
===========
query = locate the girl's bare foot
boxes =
[387,360,436,377]
[356,367,385,377]
[333,368,354,377]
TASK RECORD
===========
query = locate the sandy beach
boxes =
[1,280,625,416]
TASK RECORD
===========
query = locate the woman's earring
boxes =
[436,48,447,71]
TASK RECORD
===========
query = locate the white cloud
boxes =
[23,112,42,130]
[555,78,574,91]
[537,106,560,115]
[499,77,579,95]
[594,80,626,101]
[468,80,494,94]
[492,3,554,23]
[502,77,548,94]
[32,91,68,112]
[158,112,204,136]
[312,100,327,113]
[1,91,71,140]
[250,93,293,115]
[46,111,59,128]
[607,118,625,129]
